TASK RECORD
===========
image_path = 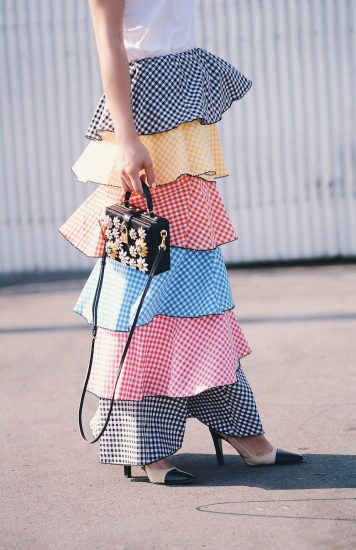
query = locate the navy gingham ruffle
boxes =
[85,47,252,141]
[89,365,264,465]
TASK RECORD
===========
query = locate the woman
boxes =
[59,0,303,485]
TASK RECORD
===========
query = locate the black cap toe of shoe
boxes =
[275,449,304,464]
[164,468,196,485]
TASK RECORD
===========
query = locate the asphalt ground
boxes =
[1,263,355,549]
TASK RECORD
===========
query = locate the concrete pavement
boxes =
[1,263,356,549]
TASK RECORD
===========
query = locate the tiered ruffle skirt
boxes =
[59,46,264,465]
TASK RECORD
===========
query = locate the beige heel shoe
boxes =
[144,463,196,485]
[209,427,303,466]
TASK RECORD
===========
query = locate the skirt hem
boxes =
[71,168,230,189]
[83,349,252,401]
[59,227,238,259]
[73,304,237,332]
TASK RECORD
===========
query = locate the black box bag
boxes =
[79,180,170,443]
[104,184,170,275]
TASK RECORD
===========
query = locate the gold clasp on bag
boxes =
[159,229,167,250]
[120,224,129,244]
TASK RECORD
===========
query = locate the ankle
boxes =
[225,434,274,456]
[146,458,173,470]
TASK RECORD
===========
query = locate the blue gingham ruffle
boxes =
[73,246,234,331]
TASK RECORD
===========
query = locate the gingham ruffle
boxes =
[58,175,237,257]
[85,47,252,141]
[85,309,251,400]
[89,365,264,464]
[73,120,228,188]
[73,246,234,331]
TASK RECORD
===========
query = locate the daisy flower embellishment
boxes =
[136,257,149,272]
[105,241,119,260]
[113,216,122,228]
[128,257,137,269]
[129,227,138,240]
[112,226,121,240]
[103,215,113,228]
[135,238,148,257]
[105,227,114,240]
[138,227,147,239]
[129,245,138,257]
[118,249,130,265]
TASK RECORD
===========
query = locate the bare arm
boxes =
[88,0,155,197]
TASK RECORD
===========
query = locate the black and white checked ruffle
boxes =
[89,364,264,465]
[85,47,252,141]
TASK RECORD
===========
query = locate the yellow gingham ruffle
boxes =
[72,119,228,188]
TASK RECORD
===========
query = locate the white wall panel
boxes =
[204,0,356,263]
[0,0,355,276]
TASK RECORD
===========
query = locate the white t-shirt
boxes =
[123,0,196,62]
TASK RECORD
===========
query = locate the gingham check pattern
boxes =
[85,308,252,400]
[58,175,238,258]
[73,120,228,188]
[73,246,234,331]
[85,47,252,140]
[88,364,264,465]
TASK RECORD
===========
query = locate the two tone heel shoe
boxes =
[209,426,304,466]
[122,427,303,483]
[123,464,196,485]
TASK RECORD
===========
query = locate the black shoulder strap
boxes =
[78,245,165,444]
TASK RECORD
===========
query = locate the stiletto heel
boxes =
[124,465,132,478]
[209,426,224,466]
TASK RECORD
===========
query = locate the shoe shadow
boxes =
[168,452,356,490]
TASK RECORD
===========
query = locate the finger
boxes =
[128,169,144,197]
[120,170,131,191]
[139,172,148,187]
[119,172,132,202]
[144,160,156,188]
[118,188,126,202]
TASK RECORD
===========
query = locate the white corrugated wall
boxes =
[1,0,355,276]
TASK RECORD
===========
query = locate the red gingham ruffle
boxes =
[59,174,238,257]
[85,308,252,401]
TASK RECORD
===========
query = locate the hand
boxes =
[116,134,156,202]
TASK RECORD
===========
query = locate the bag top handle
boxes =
[124,177,155,217]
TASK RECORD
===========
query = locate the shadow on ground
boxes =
[126,453,356,490]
